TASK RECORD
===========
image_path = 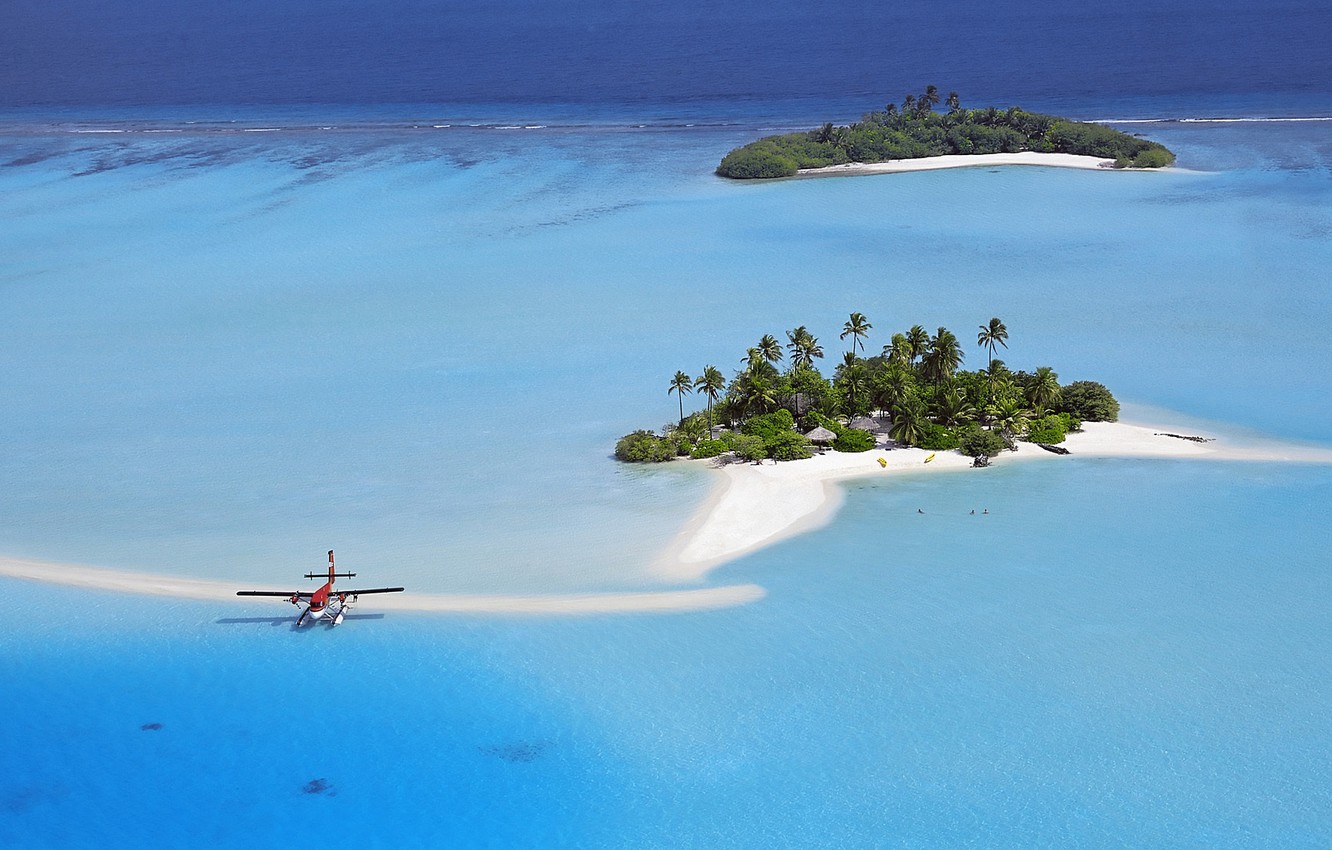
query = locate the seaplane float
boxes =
[236,550,404,626]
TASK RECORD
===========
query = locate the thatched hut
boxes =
[805,426,837,445]
[848,416,882,433]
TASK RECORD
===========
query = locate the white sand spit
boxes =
[0,555,764,615]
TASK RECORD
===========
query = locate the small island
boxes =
[716,87,1174,179]
[617,315,1119,467]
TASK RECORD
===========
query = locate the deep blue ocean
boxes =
[3,2,1332,848]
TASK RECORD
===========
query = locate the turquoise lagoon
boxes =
[2,111,1331,847]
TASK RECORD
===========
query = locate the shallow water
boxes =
[2,74,1332,849]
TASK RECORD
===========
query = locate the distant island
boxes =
[616,314,1120,465]
[716,87,1175,179]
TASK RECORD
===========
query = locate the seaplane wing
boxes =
[236,590,315,598]
[234,551,404,626]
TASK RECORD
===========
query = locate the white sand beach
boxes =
[797,152,1118,176]
[653,420,1332,582]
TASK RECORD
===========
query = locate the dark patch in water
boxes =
[302,778,336,796]
[4,152,57,167]
[140,722,163,731]
[2,785,68,814]
[479,740,551,763]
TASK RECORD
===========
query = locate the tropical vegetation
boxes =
[716,87,1174,179]
[616,313,1119,464]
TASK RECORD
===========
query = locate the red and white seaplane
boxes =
[236,550,404,626]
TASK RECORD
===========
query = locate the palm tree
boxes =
[883,333,913,368]
[802,335,824,367]
[815,122,836,144]
[906,325,930,367]
[786,326,811,364]
[988,397,1031,441]
[733,373,777,417]
[976,317,1009,387]
[889,398,927,446]
[758,333,783,365]
[1026,366,1061,413]
[946,91,961,113]
[786,325,823,369]
[872,365,913,418]
[932,384,977,427]
[694,365,725,436]
[668,371,693,427]
[902,94,916,114]
[920,85,940,114]
[838,361,870,418]
[743,347,766,373]
[922,326,963,384]
[840,311,872,357]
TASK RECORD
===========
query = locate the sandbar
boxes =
[653,420,1332,582]
[0,554,764,616]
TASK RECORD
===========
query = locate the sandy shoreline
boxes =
[5,419,1329,616]
[653,420,1332,581]
[797,152,1119,176]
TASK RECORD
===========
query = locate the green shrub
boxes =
[957,424,1007,457]
[1059,381,1119,421]
[742,409,796,442]
[690,439,730,459]
[668,433,695,456]
[672,412,709,441]
[832,428,876,452]
[1132,147,1175,168]
[716,147,799,179]
[765,430,814,461]
[1026,414,1068,444]
[917,422,960,451]
[615,430,676,463]
[732,434,768,462]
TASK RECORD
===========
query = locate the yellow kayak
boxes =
[924,453,936,463]
[876,457,887,468]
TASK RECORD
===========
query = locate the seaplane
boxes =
[236,550,404,626]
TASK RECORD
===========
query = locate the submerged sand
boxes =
[4,419,1329,615]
